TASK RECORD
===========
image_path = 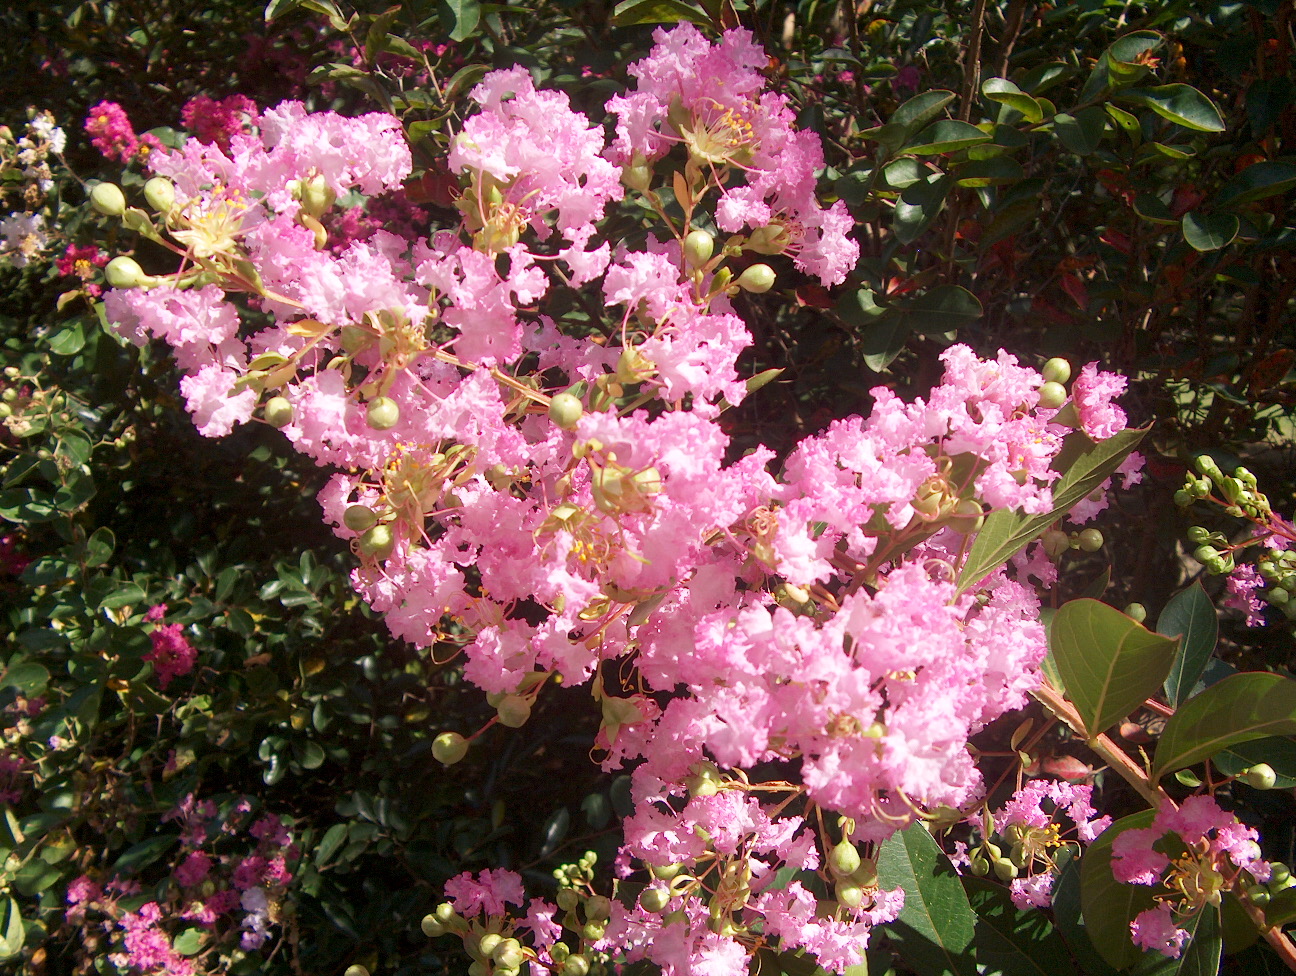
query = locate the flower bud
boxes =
[358,524,394,559]
[1037,381,1068,410]
[1042,529,1069,560]
[1240,763,1277,790]
[1077,528,1104,552]
[90,182,127,217]
[586,895,611,922]
[143,177,175,215]
[104,256,150,289]
[834,880,865,909]
[639,887,670,913]
[432,731,468,765]
[622,155,652,192]
[493,939,525,969]
[467,963,488,976]
[564,955,590,976]
[1124,603,1147,623]
[1041,357,1072,384]
[1193,545,1220,565]
[263,395,294,429]
[496,694,532,728]
[366,396,400,430]
[549,392,584,430]
[1193,454,1223,481]
[344,967,370,976]
[683,229,715,268]
[1268,587,1290,606]
[1173,489,1194,508]
[1186,526,1211,544]
[343,505,378,532]
[300,174,336,217]
[556,888,579,911]
[421,913,445,937]
[992,857,1018,881]
[1247,886,1271,906]
[735,264,776,293]
[650,862,682,881]
[582,920,605,941]
[829,840,862,879]
[969,855,990,876]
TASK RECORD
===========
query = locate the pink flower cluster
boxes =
[143,607,197,690]
[1113,796,1269,958]
[97,26,1140,974]
[84,101,163,165]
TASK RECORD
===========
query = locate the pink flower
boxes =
[174,851,212,888]
[1130,903,1189,958]
[1224,565,1266,627]
[444,868,525,916]
[1072,362,1128,440]
[143,623,196,690]
[85,101,139,163]
[180,94,259,151]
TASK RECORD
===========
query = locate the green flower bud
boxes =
[650,862,682,881]
[366,396,400,431]
[90,182,127,217]
[549,392,584,430]
[586,895,612,922]
[582,920,605,941]
[835,880,865,909]
[496,694,532,728]
[421,914,445,937]
[1078,528,1104,552]
[556,888,579,911]
[1042,529,1070,560]
[1041,357,1072,385]
[1247,886,1271,907]
[683,229,715,268]
[1268,587,1290,606]
[263,395,294,428]
[343,504,378,532]
[301,174,336,217]
[1173,489,1194,508]
[622,157,653,192]
[851,859,878,888]
[639,887,670,913]
[735,264,776,294]
[358,523,394,559]
[468,962,489,976]
[105,256,150,289]
[344,967,370,976]
[493,939,525,969]
[992,857,1018,882]
[434,902,458,923]
[564,955,590,976]
[829,840,862,879]
[1193,455,1223,481]
[432,731,468,765]
[1186,526,1211,544]
[143,177,176,214]
[969,855,990,876]
[1271,863,1291,886]
[983,842,1002,860]
[1193,545,1220,565]
[1124,603,1147,623]
[1037,381,1068,410]
[478,934,503,959]
[1240,764,1278,790]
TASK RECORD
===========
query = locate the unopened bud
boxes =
[1077,528,1104,552]
[549,392,584,430]
[90,182,127,216]
[366,396,400,431]
[358,524,394,559]
[834,880,865,909]
[432,732,468,765]
[263,395,294,428]
[1041,357,1072,384]
[1037,381,1068,410]
[143,177,175,214]
[496,694,532,728]
[1042,529,1069,560]
[735,264,776,293]
[829,840,861,878]
[343,505,378,532]
[1240,764,1277,790]
[104,256,150,289]
[639,887,670,913]
[1124,603,1147,623]
[683,229,715,268]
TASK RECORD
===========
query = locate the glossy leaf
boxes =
[1216,161,1296,206]
[1052,850,1120,976]
[1049,599,1178,738]
[893,174,950,244]
[983,78,1044,123]
[0,897,21,960]
[957,426,1147,590]
[538,806,570,857]
[1182,212,1240,251]
[438,0,480,40]
[1152,672,1296,779]
[610,0,711,26]
[876,823,977,976]
[1081,811,1162,971]
[1117,85,1226,132]
[1212,736,1296,788]
[889,90,957,135]
[901,285,983,334]
[954,157,1024,187]
[1054,107,1107,155]
[861,312,911,372]
[963,877,1076,976]
[1158,582,1218,707]
[905,119,991,155]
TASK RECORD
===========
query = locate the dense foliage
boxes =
[1,2,1294,975]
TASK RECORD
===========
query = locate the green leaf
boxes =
[1216,161,1296,207]
[97,581,146,610]
[893,175,949,244]
[1212,736,1296,788]
[1158,583,1218,707]
[957,426,1147,590]
[86,526,116,568]
[437,0,481,41]
[1081,811,1162,971]
[982,78,1044,123]
[954,157,1024,188]
[1049,599,1178,738]
[0,897,22,960]
[876,824,977,976]
[1129,904,1220,976]
[882,157,930,190]
[538,806,570,857]
[610,0,711,27]
[2,661,49,695]
[1151,672,1296,780]
[1052,850,1120,976]
[860,312,911,373]
[1181,212,1240,251]
[1054,107,1108,155]
[899,285,982,334]
[315,823,348,866]
[294,739,326,770]
[48,322,86,356]
[1116,85,1226,132]
[112,834,178,874]
[904,120,991,155]
[172,928,205,957]
[890,90,957,136]
[963,877,1076,976]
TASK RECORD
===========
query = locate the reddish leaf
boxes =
[1060,272,1089,309]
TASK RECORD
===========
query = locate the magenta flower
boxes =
[143,622,196,690]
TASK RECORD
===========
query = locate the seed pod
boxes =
[104,256,149,289]
[1240,764,1278,790]
[1042,529,1070,559]
[366,396,400,431]
[970,855,990,877]
[992,857,1018,882]
[496,694,532,728]
[432,732,468,765]
[343,505,378,532]
[358,524,394,559]
[493,939,525,969]
[90,182,127,217]
[834,880,865,909]
[735,263,776,293]
[1078,528,1104,552]
[829,840,862,878]
[683,229,715,268]
[1037,381,1068,410]
[264,396,294,429]
[564,955,591,976]
[639,887,670,913]
[556,888,579,911]
[1124,603,1147,623]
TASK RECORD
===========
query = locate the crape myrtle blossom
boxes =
[97,25,1141,974]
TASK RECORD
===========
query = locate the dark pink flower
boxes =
[143,623,196,690]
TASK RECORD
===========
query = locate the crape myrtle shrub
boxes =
[0,1,1294,976]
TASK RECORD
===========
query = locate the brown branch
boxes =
[958,0,989,122]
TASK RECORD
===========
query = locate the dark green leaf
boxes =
[315,823,348,866]
[982,78,1044,123]
[963,877,1076,976]
[437,0,480,41]
[1212,736,1296,788]
[1158,583,1218,707]
[861,312,911,373]
[49,322,86,356]
[1049,599,1178,738]
[899,285,982,334]
[2,661,49,696]
[97,581,146,610]
[538,806,570,857]
[86,526,115,568]
[876,824,976,976]
[1116,85,1226,132]
[1052,850,1120,976]
[1182,213,1240,252]
[0,897,22,959]
[1081,811,1162,971]
[905,120,991,155]
[112,835,178,874]
[893,175,949,244]
[1054,107,1108,155]
[889,90,957,135]
[957,426,1147,590]
[1216,162,1296,207]
[1152,672,1296,780]
[610,0,710,27]
[954,157,1024,188]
